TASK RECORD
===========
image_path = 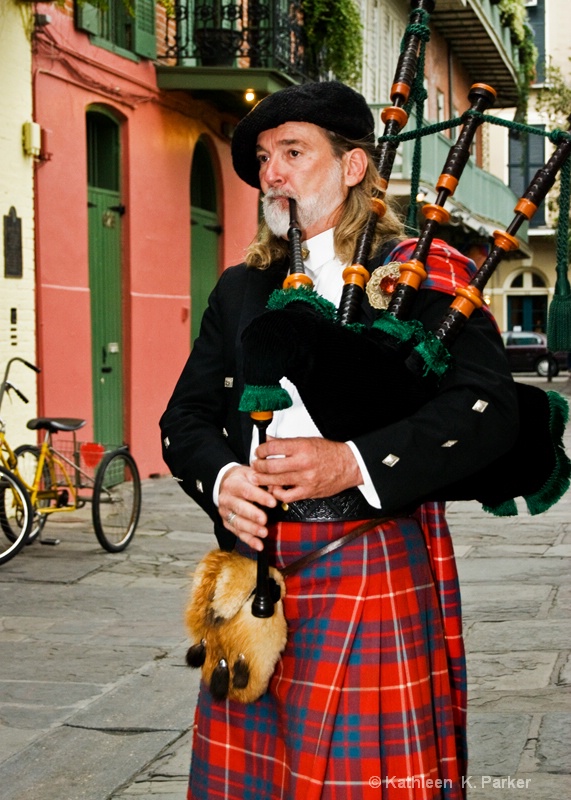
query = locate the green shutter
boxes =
[133,0,157,59]
[74,1,101,36]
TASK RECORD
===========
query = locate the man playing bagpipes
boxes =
[160,80,521,799]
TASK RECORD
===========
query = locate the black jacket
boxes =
[160,253,518,549]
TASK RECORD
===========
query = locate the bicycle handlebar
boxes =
[22,359,41,373]
[0,357,40,412]
[4,382,29,404]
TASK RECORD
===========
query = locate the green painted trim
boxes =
[155,67,297,94]
[90,36,141,63]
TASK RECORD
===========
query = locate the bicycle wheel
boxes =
[92,449,141,552]
[0,467,33,565]
[13,445,52,542]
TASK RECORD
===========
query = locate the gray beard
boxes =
[262,161,345,239]
[262,192,292,238]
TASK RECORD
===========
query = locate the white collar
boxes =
[302,228,337,274]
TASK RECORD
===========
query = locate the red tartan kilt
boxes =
[188,515,466,800]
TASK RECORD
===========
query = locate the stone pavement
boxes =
[0,375,570,800]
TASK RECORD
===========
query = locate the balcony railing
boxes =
[159,0,312,80]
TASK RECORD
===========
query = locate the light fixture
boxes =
[244,88,256,103]
[34,13,51,27]
[22,121,41,157]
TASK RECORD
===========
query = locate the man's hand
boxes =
[252,437,363,503]
[218,465,277,552]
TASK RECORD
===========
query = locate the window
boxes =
[191,140,217,213]
[87,112,120,191]
[525,0,545,83]
[509,271,546,289]
[508,126,546,227]
[75,0,156,59]
[361,2,406,105]
[436,90,445,124]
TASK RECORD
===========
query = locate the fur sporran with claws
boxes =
[185,550,287,703]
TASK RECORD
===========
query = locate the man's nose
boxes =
[261,157,286,188]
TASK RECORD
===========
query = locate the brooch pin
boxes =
[366,262,402,309]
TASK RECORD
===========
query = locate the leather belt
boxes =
[273,487,381,523]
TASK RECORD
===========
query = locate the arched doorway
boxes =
[190,139,221,344]
[86,109,124,446]
[506,270,549,332]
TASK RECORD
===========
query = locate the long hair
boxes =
[245,129,405,269]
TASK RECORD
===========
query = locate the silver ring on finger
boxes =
[226,511,237,525]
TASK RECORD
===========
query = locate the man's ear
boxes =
[342,148,369,187]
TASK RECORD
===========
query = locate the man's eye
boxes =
[289,150,300,158]
[257,154,269,164]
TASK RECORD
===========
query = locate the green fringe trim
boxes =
[238,384,293,413]
[372,311,425,344]
[266,286,338,322]
[524,390,571,516]
[343,322,367,334]
[482,498,518,517]
[412,332,452,378]
[546,294,571,351]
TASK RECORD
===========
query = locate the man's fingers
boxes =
[221,465,277,508]
[253,437,362,499]
[219,464,275,549]
[221,496,268,527]
[221,505,268,550]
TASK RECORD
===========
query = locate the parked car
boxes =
[501,331,568,377]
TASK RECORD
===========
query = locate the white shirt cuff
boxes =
[213,462,241,506]
[345,441,382,509]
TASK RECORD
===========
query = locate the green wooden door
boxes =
[190,140,220,345]
[190,207,220,343]
[87,112,124,447]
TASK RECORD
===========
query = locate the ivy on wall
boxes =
[498,0,539,118]
[300,0,363,85]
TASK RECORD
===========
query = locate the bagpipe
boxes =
[184,0,570,703]
[239,119,571,517]
[238,62,571,593]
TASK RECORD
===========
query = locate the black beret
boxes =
[231,81,375,189]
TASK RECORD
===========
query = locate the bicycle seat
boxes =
[27,417,87,433]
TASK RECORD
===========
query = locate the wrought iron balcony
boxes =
[158,0,312,79]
